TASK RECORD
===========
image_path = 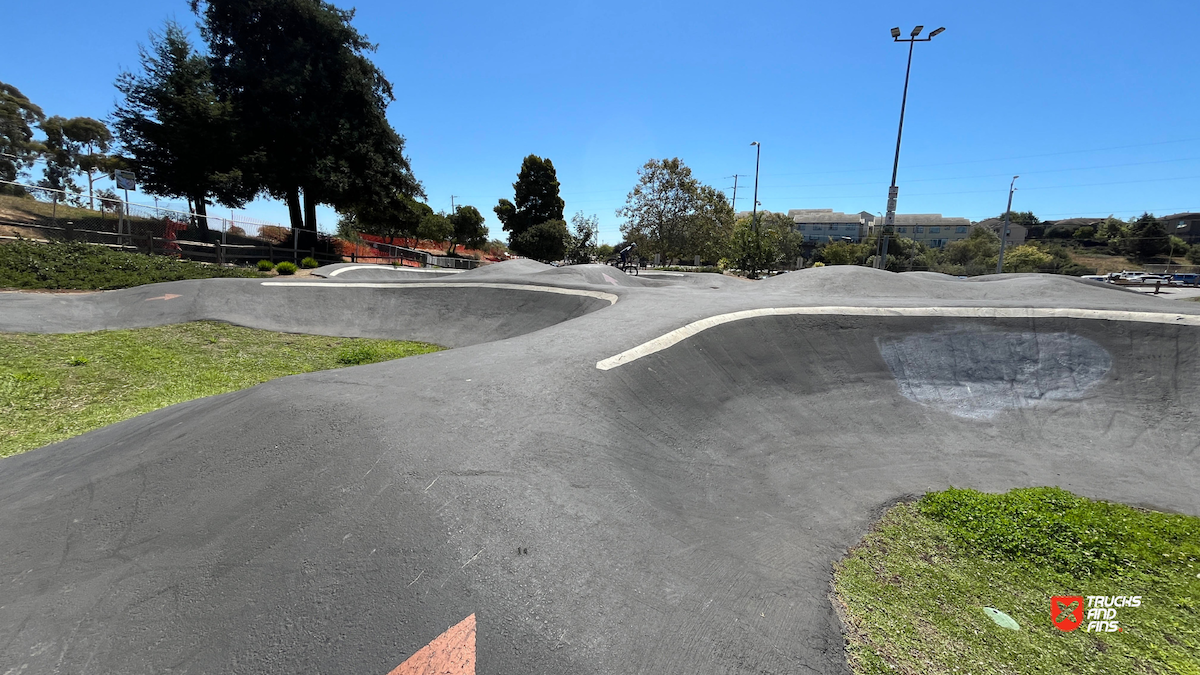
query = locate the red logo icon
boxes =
[1052,596,1084,631]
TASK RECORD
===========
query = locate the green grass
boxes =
[0,321,442,458]
[0,239,264,289]
[833,487,1200,675]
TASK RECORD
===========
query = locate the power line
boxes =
[759,156,1200,190]
[765,136,1200,178]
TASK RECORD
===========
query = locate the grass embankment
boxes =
[0,192,119,224]
[0,239,263,289]
[0,321,442,458]
[833,487,1200,675]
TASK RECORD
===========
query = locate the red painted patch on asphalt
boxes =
[144,293,181,301]
[387,614,476,675]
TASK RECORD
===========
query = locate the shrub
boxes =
[274,261,298,275]
[300,256,319,269]
[257,225,291,244]
[256,259,275,272]
[228,225,246,236]
[336,344,381,365]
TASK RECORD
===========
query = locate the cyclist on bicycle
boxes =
[618,241,637,268]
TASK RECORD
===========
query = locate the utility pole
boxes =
[878,25,945,269]
[727,174,747,213]
[750,143,761,234]
[996,176,1019,274]
[450,195,457,213]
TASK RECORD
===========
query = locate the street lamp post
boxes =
[878,25,945,269]
[750,142,761,234]
[996,175,1019,274]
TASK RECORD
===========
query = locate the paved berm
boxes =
[2,262,1198,674]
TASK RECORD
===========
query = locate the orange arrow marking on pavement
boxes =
[388,614,476,675]
[144,293,181,301]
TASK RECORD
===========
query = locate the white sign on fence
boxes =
[113,170,137,191]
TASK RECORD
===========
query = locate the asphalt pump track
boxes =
[2,262,1198,674]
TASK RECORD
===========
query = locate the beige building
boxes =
[788,209,871,242]
[884,214,973,248]
[975,218,1027,247]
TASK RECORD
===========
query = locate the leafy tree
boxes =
[417,210,452,247]
[618,158,694,264]
[1002,244,1054,273]
[64,118,116,211]
[38,116,84,201]
[339,190,428,245]
[819,240,868,265]
[596,243,615,260]
[1127,212,1168,260]
[39,116,116,209]
[941,226,1000,274]
[618,158,731,265]
[728,215,780,278]
[0,82,44,185]
[565,211,599,264]
[494,154,564,255]
[1096,217,1127,242]
[113,22,250,229]
[1072,226,1096,241]
[686,185,736,264]
[193,0,421,231]
[446,205,487,255]
[1187,245,1200,266]
[1168,235,1190,261]
[513,219,568,262]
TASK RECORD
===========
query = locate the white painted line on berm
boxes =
[327,265,461,276]
[595,305,1200,371]
[261,281,619,305]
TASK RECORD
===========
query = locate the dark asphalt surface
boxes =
[2,262,1199,674]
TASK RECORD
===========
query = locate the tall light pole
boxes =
[750,142,761,233]
[878,24,945,269]
[996,175,1019,274]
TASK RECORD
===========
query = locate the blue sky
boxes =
[3,0,1198,243]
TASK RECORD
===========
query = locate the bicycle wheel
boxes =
[623,263,638,276]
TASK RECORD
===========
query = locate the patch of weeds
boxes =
[336,344,381,365]
[66,356,89,366]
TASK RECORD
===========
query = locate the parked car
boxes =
[1170,273,1199,286]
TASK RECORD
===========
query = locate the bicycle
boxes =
[609,257,638,275]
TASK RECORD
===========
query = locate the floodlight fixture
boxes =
[910,25,924,37]
[929,26,945,37]
[891,27,901,38]
[750,141,759,146]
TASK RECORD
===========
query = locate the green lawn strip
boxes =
[0,239,265,290]
[0,321,442,458]
[833,488,1200,675]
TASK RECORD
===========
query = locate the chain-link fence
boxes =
[0,180,345,266]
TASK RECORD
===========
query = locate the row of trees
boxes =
[4,0,423,237]
[1,83,121,209]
